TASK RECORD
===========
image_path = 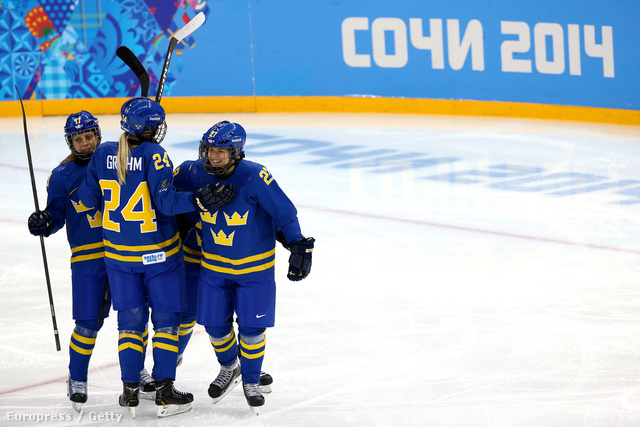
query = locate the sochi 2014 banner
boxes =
[0,0,637,110]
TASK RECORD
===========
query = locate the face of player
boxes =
[72,131,98,155]
[208,147,231,168]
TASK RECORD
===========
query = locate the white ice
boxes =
[1,113,640,426]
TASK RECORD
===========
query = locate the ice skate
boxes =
[259,371,273,394]
[139,368,156,400]
[243,382,265,415]
[118,382,139,419]
[155,379,193,417]
[67,376,87,414]
[208,359,241,403]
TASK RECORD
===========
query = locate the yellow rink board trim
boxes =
[1,96,638,126]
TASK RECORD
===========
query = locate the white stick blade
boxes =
[173,12,205,42]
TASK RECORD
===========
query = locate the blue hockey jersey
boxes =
[78,140,195,268]
[173,159,303,279]
[45,160,104,266]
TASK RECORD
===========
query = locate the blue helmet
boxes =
[198,121,246,177]
[120,97,167,143]
[64,110,101,160]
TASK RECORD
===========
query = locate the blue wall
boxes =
[1,0,637,110]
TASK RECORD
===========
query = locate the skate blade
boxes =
[259,384,272,394]
[139,390,156,400]
[71,402,83,413]
[250,406,260,416]
[210,376,241,404]
[157,403,192,418]
[126,407,136,419]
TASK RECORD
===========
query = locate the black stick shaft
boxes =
[15,86,61,351]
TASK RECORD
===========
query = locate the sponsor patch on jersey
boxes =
[142,251,166,265]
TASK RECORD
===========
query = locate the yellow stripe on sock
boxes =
[118,342,144,353]
[240,339,266,351]
[72,331,96,345]
[153,342,179,352]
[240,349,265,359]
[119,333,144,342]
[70,341,94,356]
[153,332,178,341]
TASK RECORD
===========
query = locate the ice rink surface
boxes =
[0,112,640,426]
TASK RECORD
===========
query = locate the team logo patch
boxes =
[142,251,166,265]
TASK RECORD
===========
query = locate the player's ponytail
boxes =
[117,133,129,185]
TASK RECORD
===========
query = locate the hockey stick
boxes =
[155,12,206,103]
[15,85,61,352]
[116,46,150,97]
[97,278,109,325]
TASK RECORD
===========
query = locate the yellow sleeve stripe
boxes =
[118,342,144,353]
[104,233,180,252]
[70,252,105,263]
[184,254,201,264]
[183,246,201,256]
[72,331,97,345]
[153,342,179,352]
[202,248,275,266]
[70,341,94,355]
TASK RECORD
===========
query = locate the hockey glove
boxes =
[28,210,53,236]
[192,183,238,212]
[286,237,315,281]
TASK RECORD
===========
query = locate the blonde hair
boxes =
[117,133,130,185]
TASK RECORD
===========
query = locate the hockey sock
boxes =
[118,330,145,383]
[118,307,149,383]
[141,324,149,371]
[238,331,266,384]
[206,326,238,366]
[68,323,99,382]
[151,326,179,381]
[177,315,197,361]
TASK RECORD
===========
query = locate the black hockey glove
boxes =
[192,183,238,212]
[286,237,315,281]
[28,210,53,236]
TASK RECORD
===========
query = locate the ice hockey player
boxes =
[172,120,314,414]
[77,98,236,418]
[27,111,107,414]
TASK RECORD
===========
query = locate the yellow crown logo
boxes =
[224,211,248,226]
[71,199,93,213]
[200,211,218,225]
[212,229,234,246]
[86,211,102,228]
